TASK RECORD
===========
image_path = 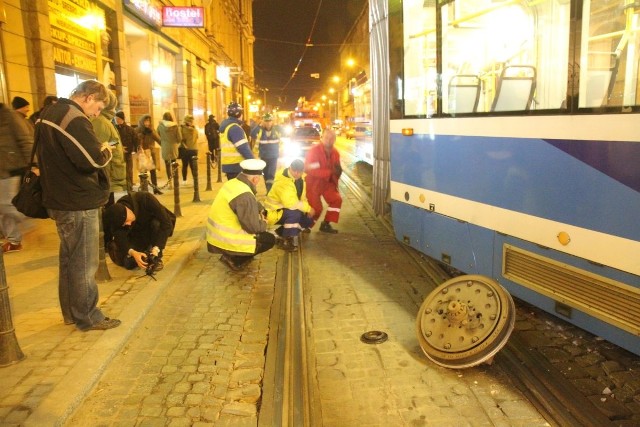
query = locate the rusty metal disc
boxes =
[416,274,515,369]
[360,330,388,344]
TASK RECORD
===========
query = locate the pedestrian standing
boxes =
[207,159,275,271]
[220,102,253,180]
[30,95,58,124]
[157,111,181,185]
[91,91,126,204]
[0,103,33,253]
[204,114,220,162]
[136,114,162,194]
[36,80,121,330]
[264,159,315,251]
[304,129,342,233]
[180,114,198,183]
[250,113,281,192]
[114,111,138,191]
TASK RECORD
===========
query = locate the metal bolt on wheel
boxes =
[416,274,515,369]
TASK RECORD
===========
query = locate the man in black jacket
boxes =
[36,80,120,331]
[114,111,138,191]
[103,192,176,271]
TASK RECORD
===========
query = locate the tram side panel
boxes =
[389,125,640,355]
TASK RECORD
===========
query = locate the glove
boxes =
[334,164,342,176]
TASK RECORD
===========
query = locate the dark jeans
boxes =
[275,209,314,237]
[262,157,278,193]
[181,149,198,181]
[48,208,105,329]
[125,153,134,191]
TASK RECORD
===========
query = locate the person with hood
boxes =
[91,91,126,204]
[136,114,162,194]
[220,102,254,180]
[179,114,198,183]
[157,111,181,186]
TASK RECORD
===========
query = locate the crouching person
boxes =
[103,192,176,272]
[207,159,276,271]
[264,159,315,251]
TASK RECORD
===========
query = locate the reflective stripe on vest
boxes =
[221,123,246,165]
[206,180,256,253]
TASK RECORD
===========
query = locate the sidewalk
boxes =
[0,170,220,426]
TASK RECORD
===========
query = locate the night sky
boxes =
[252,0,367,110]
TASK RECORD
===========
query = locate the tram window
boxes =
[579,1,639,109]
[402,0,571,116]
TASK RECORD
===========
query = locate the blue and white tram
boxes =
[377,0,640,354]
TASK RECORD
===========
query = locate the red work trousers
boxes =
[306,179,342,224]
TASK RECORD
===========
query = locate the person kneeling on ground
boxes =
[207,158,276,271]
[103,192,176,271]
[264,159,315,251]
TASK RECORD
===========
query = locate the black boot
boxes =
[319,221,338,234]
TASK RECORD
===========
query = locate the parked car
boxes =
[283,126,322,159]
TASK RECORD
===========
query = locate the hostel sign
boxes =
[162,7,204,28]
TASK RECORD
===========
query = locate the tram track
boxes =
[262,147,628,426]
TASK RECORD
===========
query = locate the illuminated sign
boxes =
[217,65,231,88]
[162,7,204,28]
[124,0,162,28]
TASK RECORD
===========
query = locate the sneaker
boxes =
[219,254,241,271]
[319,222,338,234]
[83,317,121,331]
[301,228,311,234]
[2,242,23,253]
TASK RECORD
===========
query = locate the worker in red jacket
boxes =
[304,128,342,233]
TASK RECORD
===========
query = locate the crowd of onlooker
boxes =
[0,80,345,332]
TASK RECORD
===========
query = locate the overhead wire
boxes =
[279,0,324,95]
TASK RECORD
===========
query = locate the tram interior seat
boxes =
[584,54,620,108]
[490,65,537,112]
[448,74,481,114]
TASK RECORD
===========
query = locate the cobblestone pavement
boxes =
[346,155,640,425]
[59,161,547,426]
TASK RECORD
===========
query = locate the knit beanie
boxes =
[115,111,125,120]
[11,96,29,110]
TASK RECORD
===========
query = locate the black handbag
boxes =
[12,171,47,219]
[11,135,48,219]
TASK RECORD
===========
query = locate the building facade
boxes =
[0,0,255,131]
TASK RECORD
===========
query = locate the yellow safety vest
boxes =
[220,123,246,166]
[206,179,257,253]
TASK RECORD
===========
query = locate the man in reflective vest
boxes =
[264,159,315,251]
[207,158,276,271]
[220,102,254,180]
[250,113,281,192]
[304,129,342,233]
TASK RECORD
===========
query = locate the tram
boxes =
[375,0,640,355]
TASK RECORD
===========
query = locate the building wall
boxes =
[0,0,255,126]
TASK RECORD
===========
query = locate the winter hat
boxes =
[183,114,194,124]
[11,96,29,110]
[115,111,125,120]
[103,203,127,232]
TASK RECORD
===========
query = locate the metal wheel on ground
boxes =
[416,274,515,369]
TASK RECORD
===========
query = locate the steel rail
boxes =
[259,248,316,426]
